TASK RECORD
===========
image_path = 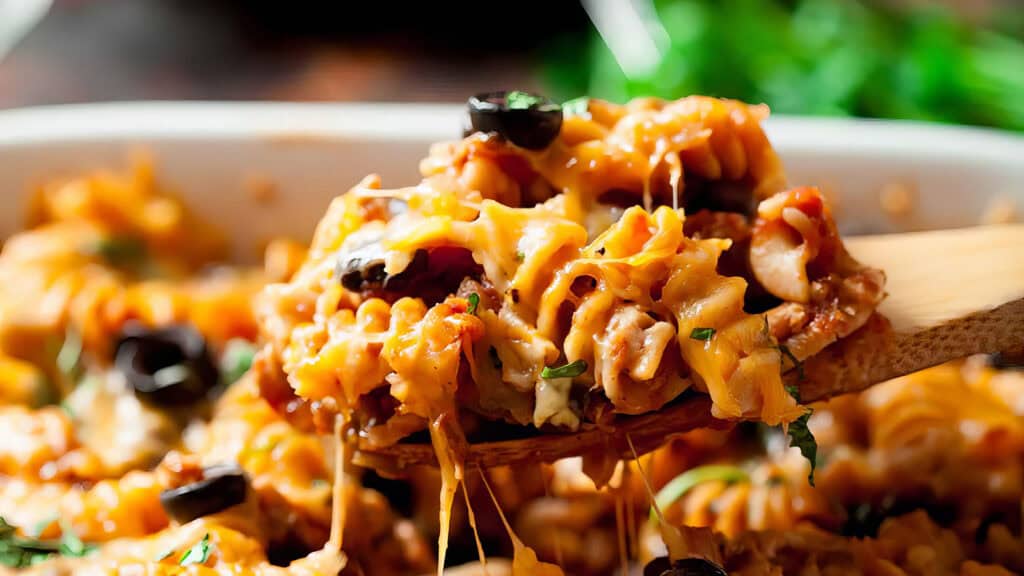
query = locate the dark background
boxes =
[0,0,589,105]
[2,0,1022,131]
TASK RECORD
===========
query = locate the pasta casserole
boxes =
[1,91,1020,576]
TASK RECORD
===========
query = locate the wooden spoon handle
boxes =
[353,396,728,471]
[796,300,1024,402]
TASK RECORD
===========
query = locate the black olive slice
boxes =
[159,464,248,523]
[644,556,728,576]
[115,324,219,405]
[467,90,563,150]
[336,243,482,305]
[643,556,672,576]
[672,558,728,576]
[336,241,426,294]
[335,229,389,292]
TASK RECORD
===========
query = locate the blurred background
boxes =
[1,0,1022,131]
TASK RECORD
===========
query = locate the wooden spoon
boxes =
[353,224,1024,471]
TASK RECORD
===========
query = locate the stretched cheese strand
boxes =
[290,416,348,575]
[461,476,489,574]
[328,415,347,551]
[431,415,465,576]
[478,468,565,576]
[627,434,725,567]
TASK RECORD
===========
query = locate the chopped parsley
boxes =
[56,328,83,381]
[762,315,805,380]
[86,236,147,268]
[651,465,748,522]
[57,521,89,558]
[762,316,817,484]
[689,327,716,341]
[540,359,587,379]
[515,250,525,261]
[466,293,480,315]
[506,90,546,110]
[787,411,818,486]
[562,96,591,116]
[179,533,211,566]
[0,517,94,568]
[488,346,503,370]
[778,343,806,381]
[785,384,801,403]
[220,339,256,384]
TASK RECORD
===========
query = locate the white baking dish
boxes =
[0,101,1021,261]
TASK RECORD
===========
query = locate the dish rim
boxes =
[0,100,1021,166]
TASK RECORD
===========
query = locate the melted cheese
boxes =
[478,468,565,576]
[461,476,489,572]
[432,419,461,576]
[328,416,347,553]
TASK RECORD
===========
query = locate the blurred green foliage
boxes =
[544,0,1024,131]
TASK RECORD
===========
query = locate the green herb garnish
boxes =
[778,343,805,381]
[57,521,90,558]
[179,533,211,566]
[785,384,801,402]
[787,411,818,486]
[56,328,83,381]
[466,293,480,315]
[86,236,147,268]
[540,359,587,379]
[506,91,547,110]
[0,517,94,568]
[651,465,748,522]
[220,339,256,384]
[689,327,716,341]
[562,97,591,116]
[763,316,805,380]
[515,250,525,261]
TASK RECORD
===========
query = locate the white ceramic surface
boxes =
[0,101,1021,262]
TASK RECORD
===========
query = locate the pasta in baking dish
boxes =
[1,93,1022,576]
[0,160,430,575]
